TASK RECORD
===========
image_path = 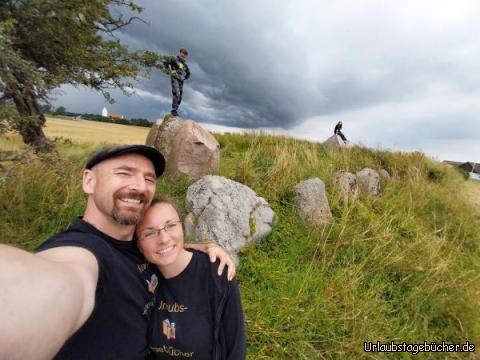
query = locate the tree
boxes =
[0,0,160,151]
[54,106,66,115]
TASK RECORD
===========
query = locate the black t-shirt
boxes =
[147,251,214,359]
[36,219,154,360]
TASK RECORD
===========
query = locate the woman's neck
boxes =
[158,249,193,279]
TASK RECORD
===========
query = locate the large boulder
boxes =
[146,117,220,180]
[356,168,381,196]
[294,178,333,225]
[333,171,358,202]
[323,135,353,149]
[184,175,275,263]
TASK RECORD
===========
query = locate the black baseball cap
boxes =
[85,145,165,177]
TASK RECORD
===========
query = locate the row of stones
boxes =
[146,118,392,263]
[183,168,389,264]
[294,167,390,226]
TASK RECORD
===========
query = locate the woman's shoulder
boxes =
[190,249,231,290]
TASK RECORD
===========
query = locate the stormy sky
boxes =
[54,0,480,162]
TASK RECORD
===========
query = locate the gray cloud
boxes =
[54,0,480,161]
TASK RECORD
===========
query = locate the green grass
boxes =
[1,131,479,359]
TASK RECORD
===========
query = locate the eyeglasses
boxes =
[140,221,182,240]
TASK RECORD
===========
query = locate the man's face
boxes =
[179,51,188,60]
[86,153,156,225]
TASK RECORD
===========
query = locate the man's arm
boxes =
[0,244,98,360]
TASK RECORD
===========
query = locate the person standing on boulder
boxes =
[162,48,190,117]
[334,121,348,143]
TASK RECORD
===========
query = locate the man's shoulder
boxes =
[36,220,108,254]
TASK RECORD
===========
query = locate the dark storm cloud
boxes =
[55,1,480,161]
[109,0,480,130]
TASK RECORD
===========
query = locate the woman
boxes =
[136,197,246,360]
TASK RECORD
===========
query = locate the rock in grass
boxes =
[379,168,390,180]
[146,116,220,180]
[323,135,353,149]
[294,178,333,225]
[334,171,359,202]
[356,168,381,196]
[184,175,275,263]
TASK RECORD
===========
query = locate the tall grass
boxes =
[1,131,479,358]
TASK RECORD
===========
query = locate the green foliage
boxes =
[54,106,67,115]
[1,133,479,358]
[0,102,16,135]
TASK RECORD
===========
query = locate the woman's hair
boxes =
[149,196,184,221]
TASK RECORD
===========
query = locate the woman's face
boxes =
[136,202,184,268]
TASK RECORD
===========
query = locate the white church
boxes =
[102,106,124,120]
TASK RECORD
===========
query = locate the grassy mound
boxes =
[1,131,479,359]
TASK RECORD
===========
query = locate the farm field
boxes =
[44,116,150,144]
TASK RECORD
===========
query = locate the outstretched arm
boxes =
[184,243,235,280]
[0,244,98,360]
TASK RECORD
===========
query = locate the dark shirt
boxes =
[334,123,342,134]
[36,219,153,360]
[164,56,190,82]
[146,251,246,360]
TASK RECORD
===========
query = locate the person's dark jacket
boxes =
[334,122,342,135]
[163,56,190,82]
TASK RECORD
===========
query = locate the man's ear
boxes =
[83,169,96,194]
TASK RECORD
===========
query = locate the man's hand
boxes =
[184,243,236,280]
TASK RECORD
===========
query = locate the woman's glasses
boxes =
[140,221,182,240]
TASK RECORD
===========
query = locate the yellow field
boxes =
[44,117,150,144]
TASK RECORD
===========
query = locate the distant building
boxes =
[443,160,480,181]
[108,113,124,120]
[101,106,124,120]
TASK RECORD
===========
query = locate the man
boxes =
[334,121,348,143]
[163,48,190,116]
[0,145,234,360]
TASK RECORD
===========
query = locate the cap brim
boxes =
[86,145,165,177]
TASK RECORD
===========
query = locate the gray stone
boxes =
[379,169,390,180]
[184,175,275,263]
[323,135,353,149]
[294,178,333,225]
[146,117,220,180]
[333,171,358,201]
[356,168,381,196]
